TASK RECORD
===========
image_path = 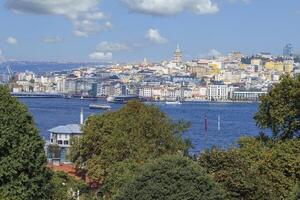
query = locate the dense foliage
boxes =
[198,137,300,200]
[70,100,190,196]
[254,75,300,139]
[115,155,226,200]
[0,86,52,199]
[289,183,300,200]
[100,159,140,198]
[50,172,92,200]
[48,144,61,159]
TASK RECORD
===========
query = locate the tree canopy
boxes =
[198,137,300,200]
[48,144,61,159]
[0,86,52,199]
[288,183,300,200]
[50,171,92,200]
[254,75,300,139]
[70,100,190,196]
[115,155,226,200]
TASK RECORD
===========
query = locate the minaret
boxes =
[173,44,182,65]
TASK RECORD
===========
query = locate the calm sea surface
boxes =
[20,98,264,154]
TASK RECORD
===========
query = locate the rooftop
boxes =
[49,124,82,134]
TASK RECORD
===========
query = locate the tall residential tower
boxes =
[283,44,293,57]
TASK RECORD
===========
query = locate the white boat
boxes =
[165,101,182,105]
[107,96,115,103]
[106,95,140,104]
[89,104,111,110]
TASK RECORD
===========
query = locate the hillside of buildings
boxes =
[2,47,300,102]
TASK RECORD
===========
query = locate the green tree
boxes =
[48,144,61,159]
[198,137,300,200]
[254,75,300,139]
[115,155,226,200]
[50,171,92,200]
[100,159,140,199]
[70,101,190,196]
[0,86,52,199]
[288,183,300,200]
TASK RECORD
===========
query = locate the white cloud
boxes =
[89,52,112,60]
[146,29,168,44]
[73,20,112,37]
[97,41,129,52]
[5,0,111,37]
[43,36,64,43]
[89,41,131,61]
[122,0,219,16]
[6,36,18,45]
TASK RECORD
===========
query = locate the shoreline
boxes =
[12,92,259,104]
[15,96,259,104]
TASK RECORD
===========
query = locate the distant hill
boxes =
[0,61,111,73]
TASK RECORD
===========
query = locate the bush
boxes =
[115,155,226,200]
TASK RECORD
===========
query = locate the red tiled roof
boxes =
[47,163,100,189]
[47,163,81,180]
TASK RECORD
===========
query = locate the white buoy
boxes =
[80,108,84,125]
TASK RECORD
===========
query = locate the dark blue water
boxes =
[20,98,263,154]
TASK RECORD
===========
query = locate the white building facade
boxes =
[207,84,232,101]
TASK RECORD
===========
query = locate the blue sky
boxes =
[0,0,299,62]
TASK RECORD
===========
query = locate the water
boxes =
[20,98,263,154]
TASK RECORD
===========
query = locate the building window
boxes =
[64,141,69,145]
[64,134,68,139]
[58,140,62,145]
[50,139,53,143]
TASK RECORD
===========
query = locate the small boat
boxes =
[165,101,182,105]
[89,104,111,110]
[107,96,115,103]
[106,95,140,104]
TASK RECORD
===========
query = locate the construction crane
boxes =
[6,65,13,80]
[0,65,15,88]
[0,65,12,74]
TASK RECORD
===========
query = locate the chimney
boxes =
[80,108,84,125]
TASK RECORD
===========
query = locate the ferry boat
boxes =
[107,95,140,104]
[89,104,111,110]
[165,101,182,105]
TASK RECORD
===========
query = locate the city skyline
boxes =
[0,0,300,62]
